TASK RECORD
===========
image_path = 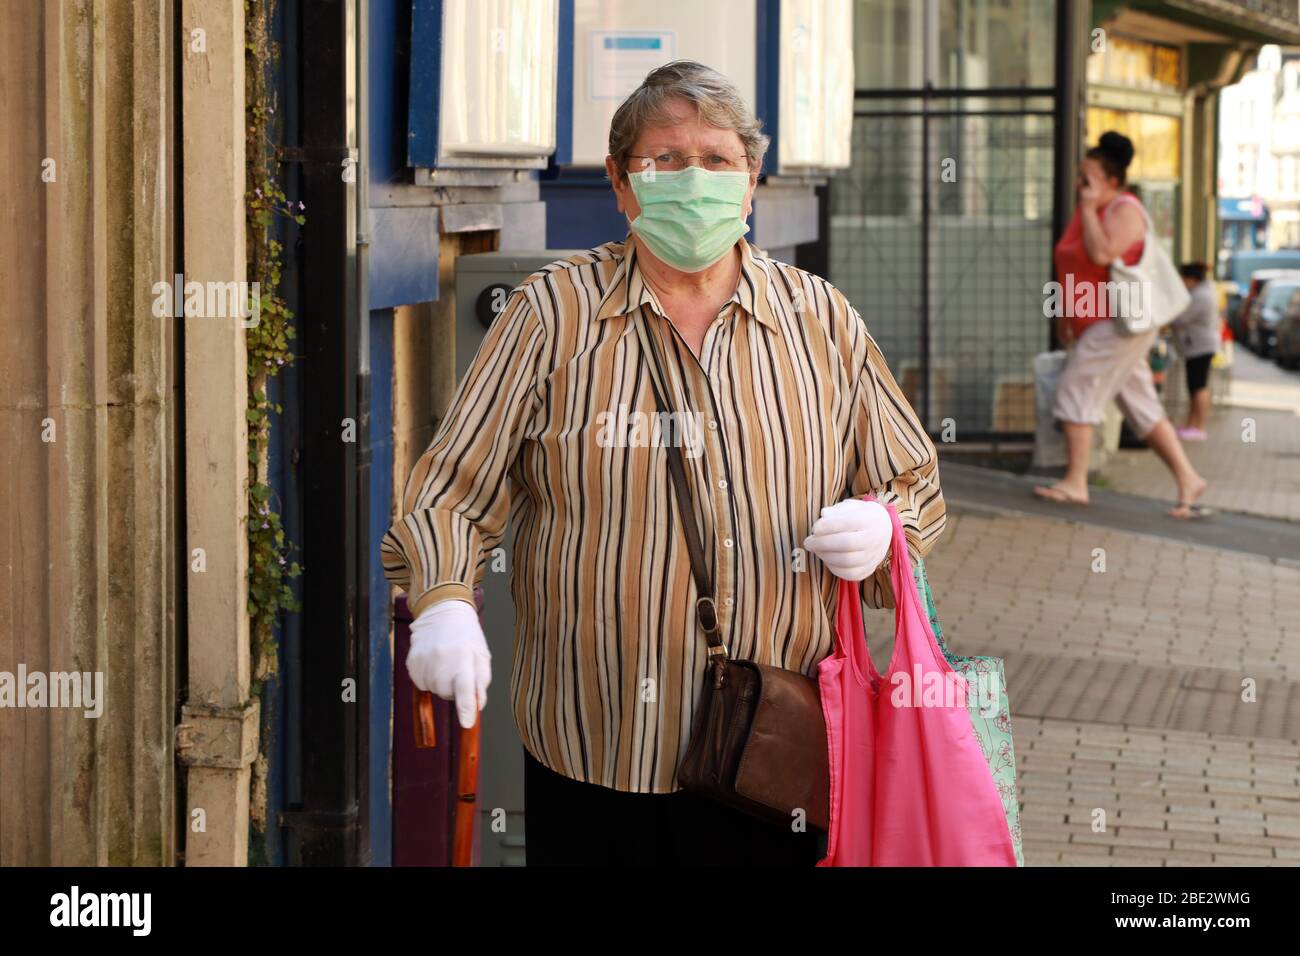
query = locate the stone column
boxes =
[0,0,177,865]
[176,0,257,867]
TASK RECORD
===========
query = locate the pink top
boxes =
[1053,192,1146,341]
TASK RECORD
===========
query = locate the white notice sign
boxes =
[588,30,676,101]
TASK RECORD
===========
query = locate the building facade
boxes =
[830,0,1300,442]
[1219,44,1300,250]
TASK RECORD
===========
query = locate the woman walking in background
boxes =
[1034,132,1210,520]
[1169,262,1221,441]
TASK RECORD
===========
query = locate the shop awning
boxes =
[1096,0,1300,46]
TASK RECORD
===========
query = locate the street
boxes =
[865,349,1300,865]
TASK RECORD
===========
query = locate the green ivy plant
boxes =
[245,0,302,692]
[245,0,303,860]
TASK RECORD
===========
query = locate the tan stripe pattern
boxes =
[382,231,945,793]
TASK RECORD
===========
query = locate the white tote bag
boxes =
[1107,197,1190,336]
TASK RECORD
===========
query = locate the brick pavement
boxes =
[1101,349,1300,522]
[1016,720,1300,866]
[881,503,1300,866]
[855,348,1300,866]
[865,509,1300,679]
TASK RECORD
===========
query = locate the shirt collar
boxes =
[593,230,778,332]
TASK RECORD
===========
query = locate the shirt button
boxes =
[724,597,734,608]
[718,479,728,490]
[708,419,718,430]
[723,538,733,548]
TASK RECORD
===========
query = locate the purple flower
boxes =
[255,188,262,198]
[297,201,305,210]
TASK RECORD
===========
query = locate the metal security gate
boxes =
[830,84,1057,441]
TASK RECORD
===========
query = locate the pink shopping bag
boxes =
[817,499,1017,867]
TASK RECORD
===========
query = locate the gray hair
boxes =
[607,60,770,182]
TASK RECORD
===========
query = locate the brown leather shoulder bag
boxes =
[634,312,830,833]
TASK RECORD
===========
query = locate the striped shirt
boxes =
[381,231,945,793]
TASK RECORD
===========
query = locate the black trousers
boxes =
[522,748,826,866]
[1185,352,1213,395]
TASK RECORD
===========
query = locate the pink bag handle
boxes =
[831,496,920,689]
[831,497,953,682]
[880,500,957,676]
[835,577,877,689]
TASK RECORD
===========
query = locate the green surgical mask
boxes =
[626,167,751,273]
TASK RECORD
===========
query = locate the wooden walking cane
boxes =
[413,686,437,749]
[412,587,485,866]
[452,702,481,867]
[413,688,480,867]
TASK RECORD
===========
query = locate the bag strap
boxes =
[1103,193,1153,236]
[632,310,727,659]
[835,577,875,687]
[881,502,953,673]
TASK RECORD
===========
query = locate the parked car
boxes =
[1247,278,1300,356]
[1232,268,1300,343]
[1220,250,1300,340]
[1274,290,1300,369]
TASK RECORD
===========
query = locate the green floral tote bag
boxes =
[913,559,1025,866]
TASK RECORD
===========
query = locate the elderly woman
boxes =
[381,60,944,866]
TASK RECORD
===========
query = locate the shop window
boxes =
[1085,107,1181,182]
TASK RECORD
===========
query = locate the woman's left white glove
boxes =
[803,498,892,582]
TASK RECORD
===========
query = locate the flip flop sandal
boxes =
[1033,485,1088,506]
[1170,502,1214,520]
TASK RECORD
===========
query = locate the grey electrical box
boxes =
[453,249,580,867]
[455,250,582,377]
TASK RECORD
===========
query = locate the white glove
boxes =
[406,598,491,730]
[803,498,893,582]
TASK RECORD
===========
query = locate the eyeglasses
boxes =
[625,150,750,173]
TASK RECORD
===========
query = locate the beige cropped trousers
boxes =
[1053,319,1165,440]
